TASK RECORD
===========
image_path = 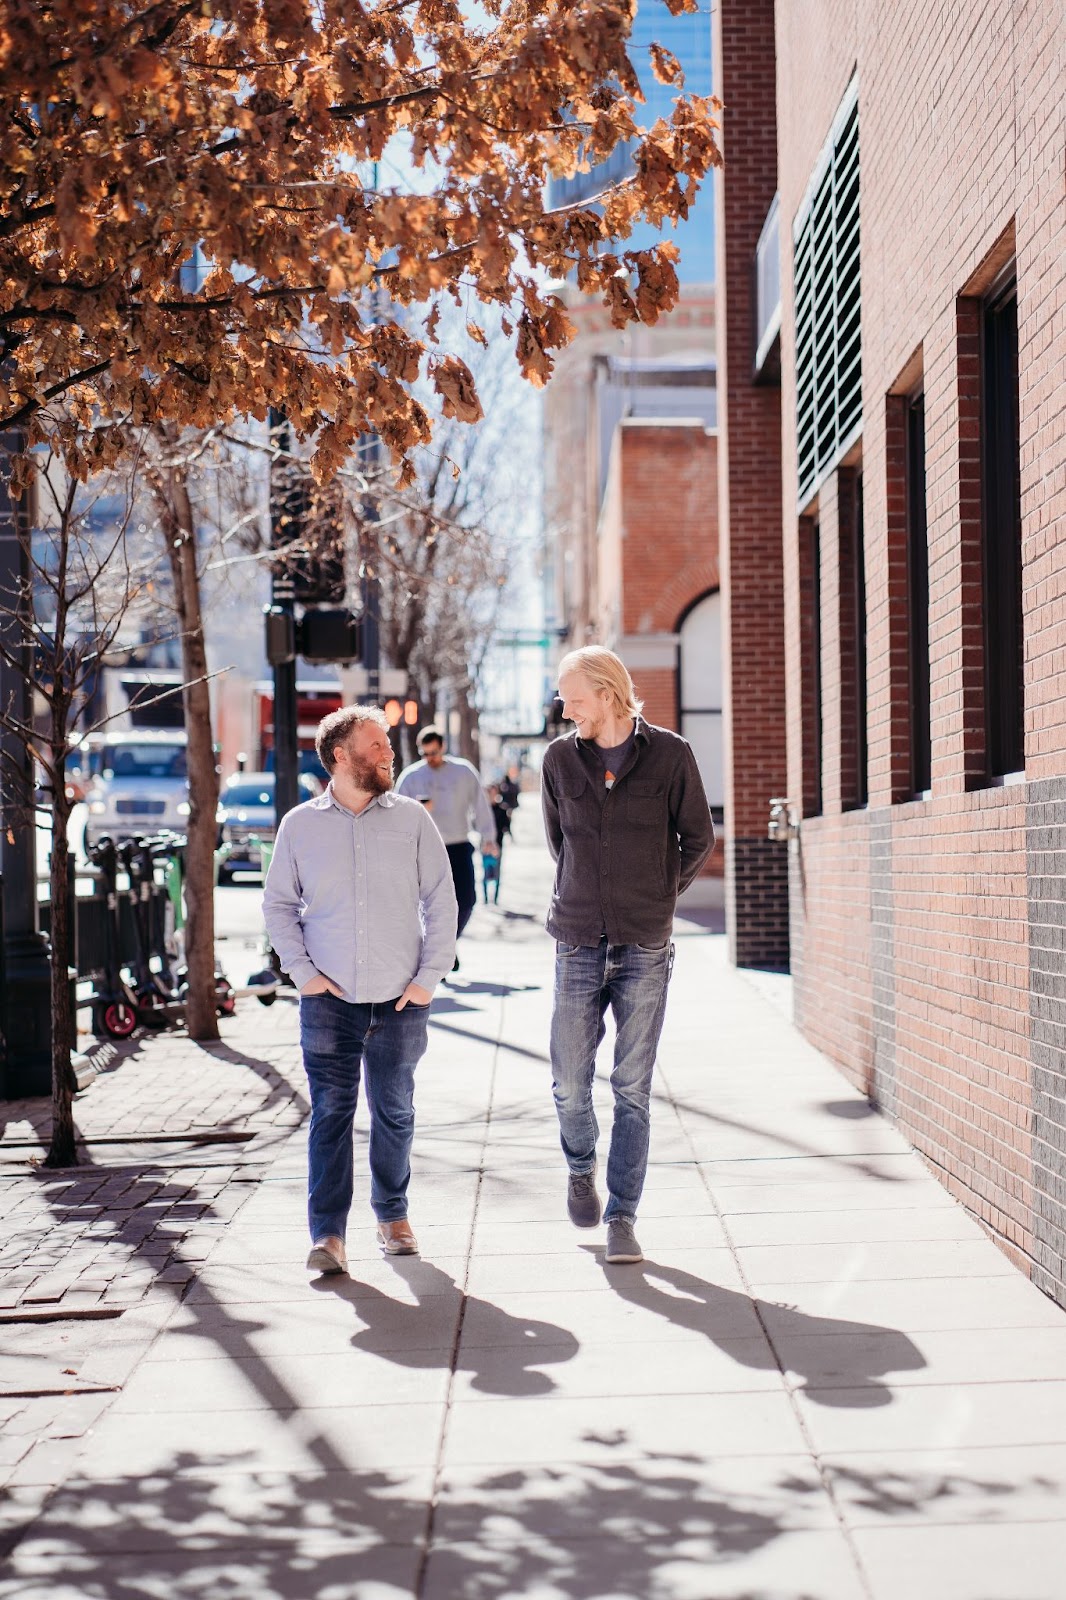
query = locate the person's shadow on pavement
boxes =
[314,1257,578,1397]
[584,1252,925,1407]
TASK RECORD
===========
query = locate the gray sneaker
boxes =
[567,1166,602,1228]
[605,1220,643,1264]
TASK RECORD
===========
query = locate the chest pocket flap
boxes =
[627,779,664,820]
[558,774,588,799]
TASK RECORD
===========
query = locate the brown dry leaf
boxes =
[649,44,684,86]
[431,356,484,424]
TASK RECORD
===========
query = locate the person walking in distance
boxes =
[396,727,497,972]
[263,706,458,1274]
[542,647,714,1264]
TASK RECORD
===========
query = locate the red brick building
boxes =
[716,2,1066,1301]
[544,287,724,882]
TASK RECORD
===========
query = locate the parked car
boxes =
[216,771,321,881]
[83,732,190,849]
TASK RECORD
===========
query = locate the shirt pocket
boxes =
[626,780,665,824]
[557,774,589,816]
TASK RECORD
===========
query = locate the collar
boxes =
[575,714,649,753]
[321,782,398,817]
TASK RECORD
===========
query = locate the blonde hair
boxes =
[557,646,643,719]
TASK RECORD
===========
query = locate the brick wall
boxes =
[597,417,723,877]
[714,0,790,965]
[543,288,716,646]
[720,0,1066,1298]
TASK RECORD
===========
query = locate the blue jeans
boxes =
[550,938,675,1224]
[299,992,430,1240]
[447,841,477,937]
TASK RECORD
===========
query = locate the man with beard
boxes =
[263,706,458,1273]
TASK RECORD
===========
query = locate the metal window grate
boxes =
[794,82,861,508]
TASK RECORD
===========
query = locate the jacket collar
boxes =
[574,714,650,753]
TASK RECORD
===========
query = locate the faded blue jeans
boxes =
[550,937,675,1224]
[299,992,430,1241]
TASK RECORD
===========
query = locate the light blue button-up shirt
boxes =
[395,755,496,846]
[262,786,458,1003]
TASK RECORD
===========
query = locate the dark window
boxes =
[810,520,824,816]
[853,474,868,807]
[906,395,931,793]
[982,281,1023,777]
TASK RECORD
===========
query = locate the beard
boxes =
[348,751,394,794]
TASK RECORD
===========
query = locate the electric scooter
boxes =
[83,836,140,1039]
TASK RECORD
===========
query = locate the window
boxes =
[801,518,824,817]
[678,591,724,824]
[906,394,931,793]
[982,279,1023,777]
[794,79,861,507]
[851,473,868,807]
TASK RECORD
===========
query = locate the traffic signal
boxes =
[384,699,403,727]
[404,700,419,725]
[264,606,296,666]
[298,609,362,664]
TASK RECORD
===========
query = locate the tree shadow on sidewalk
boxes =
[313,1256,578,1397]
[585,1252,926,1406]
[4,1186,1055,1598]
[4,1433,1054,1599]
[0,1445,805,1597]
[196,1040,311,1125]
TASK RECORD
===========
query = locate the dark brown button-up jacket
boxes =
[541,718,715,949]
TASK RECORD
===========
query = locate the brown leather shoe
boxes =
[306,1236,348,1274]
[377,1219,419,1256]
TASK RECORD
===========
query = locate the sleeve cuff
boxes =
[413,966,446,994]
[285,957,319,991]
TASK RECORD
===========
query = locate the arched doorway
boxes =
[678,590,723,821]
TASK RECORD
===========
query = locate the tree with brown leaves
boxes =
[0,0,721,481]
[0,0,719,1052]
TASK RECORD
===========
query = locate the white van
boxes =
[81,731,190,848]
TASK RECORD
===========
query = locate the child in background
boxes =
[482,784,510,903]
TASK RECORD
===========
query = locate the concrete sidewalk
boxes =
[3,818,1066,1599]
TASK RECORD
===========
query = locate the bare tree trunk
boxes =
[44,737,78,1166]
[160,466,220,1042]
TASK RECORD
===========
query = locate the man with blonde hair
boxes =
[542,646,714,1263]
[264,704,457,1274]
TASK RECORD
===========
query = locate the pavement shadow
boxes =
[197,1040,311,1123]
[654,1083,908,1183]
[425,1015,552,1064]
[587,1253,926,1407]
[823,1097,878,1119]
[313,1256,578,1396]
[0,1448,797,1594]
[4,1439,1052,1598]
[441,980,542,998]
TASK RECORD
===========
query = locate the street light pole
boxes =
[0,431,52,1097]
[360,440,380,707]
[268,408,300,827]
